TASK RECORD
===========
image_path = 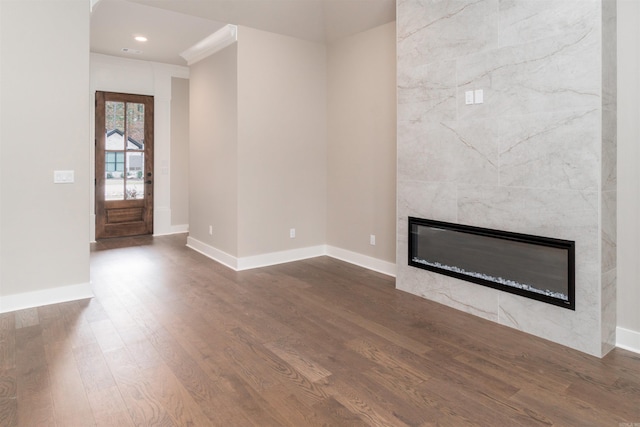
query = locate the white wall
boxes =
[90,53,189,240]
[236,26,327,259]
[327,22,397,274]
[0,0,92,312]
[617,0,640,353]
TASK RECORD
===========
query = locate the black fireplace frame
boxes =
[408,217,575,310]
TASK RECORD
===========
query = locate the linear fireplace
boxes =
[408,217,575,310]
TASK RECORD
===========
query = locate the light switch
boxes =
[474,89,484,104]
[465,91,474,105]
[53,170,74,184]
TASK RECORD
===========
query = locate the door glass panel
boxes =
[105,101,125,150]
[126,103,145,149]
[105,152,125,200]
[125,152,144,200]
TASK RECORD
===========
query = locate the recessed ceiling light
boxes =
[134,36,148,42]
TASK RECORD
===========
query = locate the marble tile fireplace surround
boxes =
[396,0,617,357]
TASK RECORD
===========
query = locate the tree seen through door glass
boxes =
[104,101,145,200]
[126,103,145,149]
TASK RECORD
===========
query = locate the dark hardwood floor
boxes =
[1,233,639,426]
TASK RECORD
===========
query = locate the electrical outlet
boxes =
[209,225,213,235]
[370,234,376,246]
[474,89,484,104]
[290,228,296,238]
[53,170,74,184]
[465,90,474,105]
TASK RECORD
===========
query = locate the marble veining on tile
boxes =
[397,0,499,67]
[497,0,599,47]
[397,61,457,124]
[601,268,617,354]
[601,190,617,272]
[457,29,600,120]
[399,121,500,184]
[397,180,458,224]
[602,109,617,191]
[498,109,599,190]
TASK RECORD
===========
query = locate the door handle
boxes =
[145,180,152,185]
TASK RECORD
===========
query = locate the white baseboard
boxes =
[186,237,238,270]
[185,237,397,277]
[171,224,189,234]
[154,224,189,236]
[186,237,325,271]
[326,245,396,277]
[237,245,326,271]
[617,326,640,354]
[0,282,93,314]
[153,207,173,236]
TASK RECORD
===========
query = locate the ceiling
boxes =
[90,0,396,66]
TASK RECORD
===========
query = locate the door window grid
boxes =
[105,101,145,200]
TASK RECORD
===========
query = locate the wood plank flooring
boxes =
[1,233,639,426]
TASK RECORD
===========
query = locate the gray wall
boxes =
[0,0,91,311]
[617,0,640,347]
[396,0,616,357]
[170,77,190,228]
[189,44,239,256]
[187,24,401,269]
[236,26,327,257]
[327,22,397,264]
[188,27,328,261]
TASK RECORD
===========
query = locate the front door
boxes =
[95,91,154,239]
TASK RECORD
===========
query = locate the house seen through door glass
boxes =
[105,101,145,200]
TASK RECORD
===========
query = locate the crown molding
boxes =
[180,24,238,66]
[90,0,101,13]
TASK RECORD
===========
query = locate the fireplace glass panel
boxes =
[408,217,575,310]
